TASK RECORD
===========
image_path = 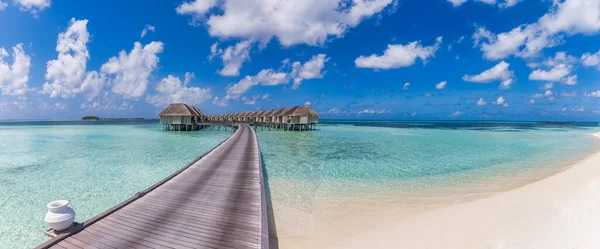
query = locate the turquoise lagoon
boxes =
[1,121,600,248]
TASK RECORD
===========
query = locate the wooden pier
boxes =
[36,124,269,249]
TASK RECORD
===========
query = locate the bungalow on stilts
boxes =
[159,103,206,131]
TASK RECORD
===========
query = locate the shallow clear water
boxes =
[1,121,599,248]
[258,123,600,205]
[0,123,231,248]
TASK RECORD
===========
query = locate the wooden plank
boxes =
[57,240,83,249]
[107,213,259,249]
[150,186,262,201]
[63,237,98,249]
[100,216,234,249]
[49,244,68,249]
[91,220,186,249]
[133,197,262,219]
[83,226,154,249]
[67,229,118,249]
[113,209,261,242]
[123,202,262,231]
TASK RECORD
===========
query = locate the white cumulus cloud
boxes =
[359,109,389,114]
[327,108,340,114]
[140,25,155,38]
[0,43,31,96]
[493,96,508,107]
[528,51,577,84]
[216,54,328,103]
[43,18,91,99]
[403,82,410,90]
[80,71,107,101]
[241,94,259,105]
[448,0,522,8]
[101,41,164,99]
[473,0,600,60]
[146,74,212,107]
[529,64,571,82]
[176,0,218,16]
[585,91,600,97]
[476,98,487,106]
[291,54,328,89]
[14,0,50,14]
[177,0,396,47]
[210,40,253,76]
[355,37,442,69]
[451,111,464,117]
[436,81,447,90]
[462,61,515,89]
[582,49,600,69]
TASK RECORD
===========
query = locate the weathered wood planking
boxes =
[36,124,269,249]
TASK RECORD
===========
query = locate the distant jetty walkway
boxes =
[37,123,269,249]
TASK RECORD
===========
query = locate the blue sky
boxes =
[0,0,599,121]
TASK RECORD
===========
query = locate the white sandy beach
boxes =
[278,133,600,249]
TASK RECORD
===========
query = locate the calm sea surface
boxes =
[1,120,599,248]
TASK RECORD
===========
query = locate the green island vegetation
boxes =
[82,116,144,121]
[82,116,100,121]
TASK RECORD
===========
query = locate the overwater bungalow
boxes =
[242,112,253,122]
[224,113,232,122]
[235,112,245,122]
[245,112,254,122]
[159,103,206,131]
[271,108,291,124]
[240,112,248,122]
[249,111,261,122]
[261,110,276,123]
[284,105,319,126]
[165,103,318,131]
[254,110,268,122]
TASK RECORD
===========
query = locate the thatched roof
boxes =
[159,103,206,117]
[271,108,290,116]
[255,110,268,117]
[191,106,205,116]
[259,110,275,117]
[284,106,319,116]
[248,111,260,117]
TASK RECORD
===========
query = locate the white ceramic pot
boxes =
[45,200,76,231]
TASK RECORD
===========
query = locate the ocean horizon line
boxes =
[0,118,599,123]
